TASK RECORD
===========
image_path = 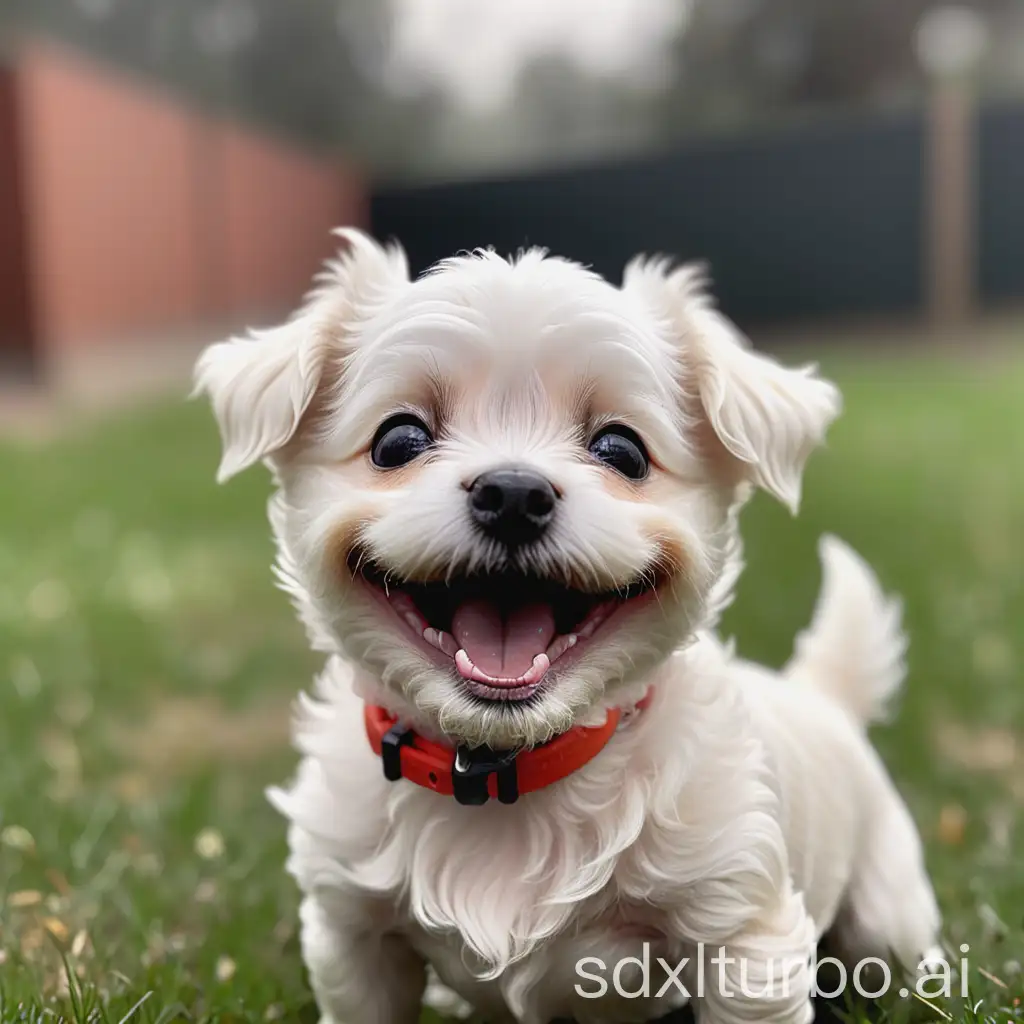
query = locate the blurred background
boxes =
[1,0,1023,397]
[1,2,1023,1019]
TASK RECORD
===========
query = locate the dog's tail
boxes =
[783,535,906,727]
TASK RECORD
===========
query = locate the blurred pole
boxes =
[915,6,989,331]
[925,78,974,326]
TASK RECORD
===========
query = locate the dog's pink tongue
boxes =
[451,600,556,679]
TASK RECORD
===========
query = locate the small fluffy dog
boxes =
[195,230,940,1024]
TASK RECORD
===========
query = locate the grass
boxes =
[1,349,1023,1022]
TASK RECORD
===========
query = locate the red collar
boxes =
[365,690,652,807]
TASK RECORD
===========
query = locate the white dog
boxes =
[195,230,941,1024]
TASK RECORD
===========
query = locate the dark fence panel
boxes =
[373,112,925,325]
[978,102,1024,304]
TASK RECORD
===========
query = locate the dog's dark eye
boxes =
[371,414,433,468]
[588,425,650,480]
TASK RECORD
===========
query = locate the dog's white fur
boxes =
[195,230,940,1024]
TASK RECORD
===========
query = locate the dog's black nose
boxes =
[469,467,557,547]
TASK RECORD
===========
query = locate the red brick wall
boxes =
[219,124,365,317]
[8,44,366,357]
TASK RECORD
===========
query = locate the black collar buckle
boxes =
[380,721,415,782]
[452,744,519,806]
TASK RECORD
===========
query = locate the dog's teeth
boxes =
[577,602,614,639]
[389,591,428,632]
[522,653,550,684]
[455,649,476,679]
[545,634,578,662]
[423,628,459,657]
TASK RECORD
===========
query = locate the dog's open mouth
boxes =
[350,553,657,702]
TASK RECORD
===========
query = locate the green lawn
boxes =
[1,350,1022,1022]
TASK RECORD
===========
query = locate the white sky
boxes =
[73,0,116,20]
[381,0,692,113]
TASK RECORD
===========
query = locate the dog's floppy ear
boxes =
[623,257,841,513]
[193,229,408,482]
